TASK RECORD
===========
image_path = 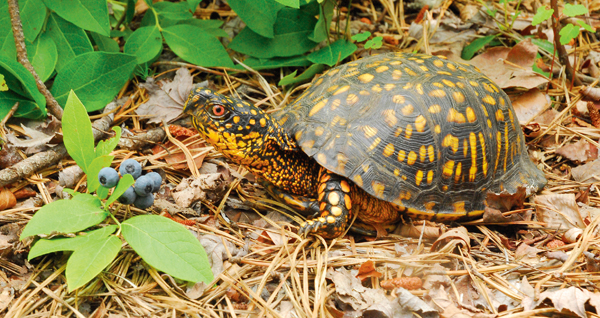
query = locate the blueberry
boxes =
[117,186,136,205]
[98,167,119,188]
[145,172,162,192]
[134,193,154,209]
[134,175,154,197]
[119,159,142,179]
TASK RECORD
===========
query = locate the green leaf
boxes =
[0,74,6,91]
[229,8,318,58]
[28,225,117,260]
[90,32,120,52]
[154,1,193,22]
[106,174,134,206]
[46,13,94,72]
[461,35,496,60]
[227,0,284,38]
[0,90,46,119]
[19,0,47,41]
[20,194,108,239]
[532,7,553,26]
[122,215,214,284]
[163,24,234,67]
[577,20,596,33]
[351,31,371,42]
[532,62,550,78]
[175,19,228,38]
[62,91,96,173]
[26,34,58,82]
[66,235,121,291]
[51,52,137,111]
[42,0,110,36]
[96,126,121,157]
[563,4,588,17]
[124,26,163,64]
[307,39,356,66]
[0,1,16,60]
[559,23,579,45]
[86,155,114,193]
[309,0,334,43]
[0,57,46,111]
[274,0,299,8]
[244,55,311,70]
[188,0,201,11]
[364,36,382,49]
[279,63,325,86]
[125,0,135,23]
[530,38,556,55]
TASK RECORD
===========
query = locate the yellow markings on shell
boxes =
[368,137,381,152]
[415,170,424,186]
[429,89,446,98]
[433,82,444,88]
[503,125,509,172]
[393,95,406,104]
[443,160,455,178]
[384,84,396,91]
[458,66,468,72]
[427,170,434,184]
[437,71,452,76]
[389,60,402,65]
[454,162,462,183]
[314,77,324,86]
[353,175,363,187]
[358,73,375,83]
[483,82,494,93]
[419,145,427,162]
[398,150,406,162]
[249,118,256,125]
[463,139,468,157]
[327,216,336,224]
[466,107,477,123]
[456,82,465,89]
[376,65,389,73]
[394,126,403,137]
[433,59,444,67]
[481,104,489,117]
[302,139,315,149]
[469,80,479,87]
[428,145,435,162]
[469,132,477,182]
[309,99,328,117]
[508,109,514,124]
[360,90,370,95]
[371,84,383,93]
[315,126,325,136]
[372,181,385,197]
[250,109,258,115]
[340,180,351,192]
[383,143,395,157]
[495,131,502,172]
[479,132,488,177]
[453,201,466,214]
[318,217,325,223]
[434,125,441,134]
[415,84,424,95]
[402,104,414,115]
[415,115,427,132]
[483,95,496,105]
[500,97,506,106]
[343,69,360,78]
[407,151,417,165]
[405,124,413,139]
[347,94,359,105]
[328,69,340,76]
[453,91,465,104]
[394,168,400,176]
[331,99,342,111]
[383,109,397,127]
[429,104,441,114]
[420,66,429,72]
[259,118,267,127]
[337,153,348,173]
[496,109,504,121]
[442,79,455,87]
[363,126,378,138]
[233,116,240,124]
[333,85,350,95]
[392,69,402,80]
[447,108,466,124]
[447,63,456,71]
[326,85,339,93]
[404,67,417,76]
[328,192,340,205]
[442,134,459,153]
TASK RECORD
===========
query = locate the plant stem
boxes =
[550,0,582,87]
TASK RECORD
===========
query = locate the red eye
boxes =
[212,105,226,117]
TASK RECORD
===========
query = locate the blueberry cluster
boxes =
[98,159,162,209]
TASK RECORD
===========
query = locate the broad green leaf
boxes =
[229,8,318,58]
[530,38,556,56]
[163,25,234,67]
[66,235,121,291]
[244,55,311,70]
[96,126,121,157]
[309,0,334,43]
[461,35,496,60]
[532,7,553,26]
[0,2,16,60]
[175,19,228,38]
[351,31,371,42]
[19,0,47,41]
[227,0,284,38]
[42,0,110,36]
[51,52,137,111]
[0,90,46,119]
[0,57,46,111]
[125,0,135,23]
[307,39,356,66]
[46,13,93,72]
[96,185,109,199]
[154,1,193,22]
[563,4,588,17]
[90,32,120,52]
[364,36,382,49]
[106,174,134,206]
[279,63,325,86]
[188,0,201,11]
[28,225,117,260]
[86,155,114,193]
[122,215,214,284]
[577,20,596,33]
[26,34,58,82]
[62,91,96,173]
[559,23,579,45]
[0,74,6,91]
[20,194,107,238]
[274,0,299,8]
[124,26,163,64]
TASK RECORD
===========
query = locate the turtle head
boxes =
[184,87,297,168]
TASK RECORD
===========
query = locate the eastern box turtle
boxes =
[183,52,547,238]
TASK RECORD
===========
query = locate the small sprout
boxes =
[365,36,383,49]
[351,31,371,42]
[134,193,154,209]
[118,186,136,205]
[134,175,154,197]
[119,159,142,179]
[98,167,119,188]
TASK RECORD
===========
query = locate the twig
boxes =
[7,0,63,120]
[550,0,582,87]
[1,102,19,127]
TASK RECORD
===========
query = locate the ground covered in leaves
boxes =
[2,0,600,317]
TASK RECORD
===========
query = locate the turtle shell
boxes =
[277,52,547,220]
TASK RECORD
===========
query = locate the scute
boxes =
[276,52,546,219]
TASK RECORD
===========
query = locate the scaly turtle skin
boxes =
[183,52,547,239]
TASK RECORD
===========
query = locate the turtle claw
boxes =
[298,218,344,239]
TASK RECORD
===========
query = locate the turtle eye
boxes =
[209,104,229,119]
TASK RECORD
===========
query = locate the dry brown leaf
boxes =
[0,145,22,168]
[534,194,584,230]
[545,251,569,263]
[0,287,14,313]
[563,227,583,243]
[511,88,551,124]
[0,187,16,211]
[555,139,598,163]
[430,227,470,252]
[581,86,600,101]
[535,286,589,318]
[485,187,527,212]
[327,267,387,312]
[482,207,532,223]
[356,260,382,281]
[397,221,443,239]
[6,124,57,153]
[514,243,542,264]
[572,159,600,183]
[172,173,228,207]
[152,134,206,170]
[12,187,36,200]
[136,68,194,123]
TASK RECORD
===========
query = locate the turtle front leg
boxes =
[299,168,353,239]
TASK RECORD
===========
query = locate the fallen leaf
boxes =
[58,165,85,188]
[533,108,559,125]
[534,194,584,230]
[172,174,229,207]
[430,227,470,252]
[572,159,600,183]
[7,124,56,152]
[511,88,551,124]
[482,206,532,223]
[356,260,383,281]
[397,221,444,239]
[0,145,22,168]
[535,286,589,318]
[136,68,194,123]
[0,187,16,211]
[327,267,386,311]
[152,133,207,170]
[555,139,598,162]
[485,187,528,212]
[514,243,542,261]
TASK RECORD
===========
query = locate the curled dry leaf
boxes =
[485,187,527,212]
[482,206,532,223]
[380,276,422,290]
[581,86,600,101]
[326,267,387,312]
[534,286,594,318]
[430,227,470,252]
[136,68,194,123]
[514,243,542,262]
[563,227,583,243]
[58,165,85,188]
[511,88,551,124]
[152,128,207,170]
[356,260,382,281]
[534,194,584,230]
[555,139,598,163]
[572,159,600,183]
[0,187,16,211]
[172,174,229,208]
[397,221,443,239]
[584,251,600,272]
